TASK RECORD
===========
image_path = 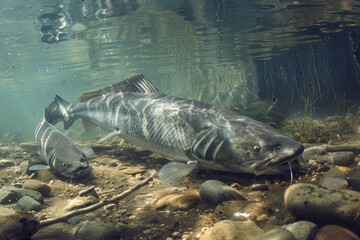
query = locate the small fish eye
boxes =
[275,145,282,151]
[253,145,261,152]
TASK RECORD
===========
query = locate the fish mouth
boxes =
[252,154,299,176]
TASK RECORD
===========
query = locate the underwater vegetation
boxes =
[283,96,358,144]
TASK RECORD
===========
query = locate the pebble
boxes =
[284,183,360,230]
[16,196,42,212]
[348,170,360,191]
[327,152,355,166]
[22,179,51,197]
[261,228,295,240]
[314,225,360,240]
[65,196,99,211]
[319,177,348,190]
[322,167,346,179]
[1,186,44,203]
[155,189,199,211]
[19,161,28,172]
[0,159,16,169]
[0,190,19,204]
[215,201,272,220]
[199,220,264,240]
[283,221,319,240]
[0,206,39,240]
[199,180,246,204]
[75,220,124,240]
[302,146,326,161]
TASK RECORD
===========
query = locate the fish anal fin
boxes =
[158,161,198,184]
[79,74,158,102]
[82,119,97,132]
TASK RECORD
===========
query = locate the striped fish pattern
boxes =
[45,75,304,183]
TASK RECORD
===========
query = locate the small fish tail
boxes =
[45,95,75,129]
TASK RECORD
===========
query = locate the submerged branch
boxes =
[39,170,157,228]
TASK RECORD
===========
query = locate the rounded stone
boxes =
[22,179,51,197]
[319,177,348,190]
[283,221,319,240]
[0,206,39,240]
[65,196,99,211]
[302,146,326,161]
[348,170,360,191]
[0,190,19,204]
[155,189,199,211]
[200,220,264,240]
[314,225,359,240]
[199,180,246,204]
[17,196,42,212]
[284,183,360,230]
[75,220,124,240]
[327,152,355,166]
[261,228,295,240]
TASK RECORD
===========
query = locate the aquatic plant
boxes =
[233,99,285,128]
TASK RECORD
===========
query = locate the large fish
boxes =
[45,75,304,183]
[31,118,94,179]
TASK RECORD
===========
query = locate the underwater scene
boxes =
[1,0,360,239]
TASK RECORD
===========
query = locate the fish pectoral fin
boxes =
[96,130,121,143]
[28,164,51,171]
[81,146,96,158]
[158,161,199,184]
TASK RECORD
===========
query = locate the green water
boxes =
[1,0,360,140]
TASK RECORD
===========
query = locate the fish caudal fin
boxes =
[45,95,75,129]
[158,161,199,184]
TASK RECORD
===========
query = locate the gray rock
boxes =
[327,152,355,166]
[348,170,360,192]
[283,221,319,240]
[0,206,39,240]
[284,183,360,230]
[19,161,28,173]
[215,201,272,220]
[200,220,264,240]
[302,146,326,161]
[22,179,51,197]
[0,159,16,169]
[1,186,43,203]
[0,190,19,204]
[75,220,124,240]
[199,180,246,204]
[17,196,42,212]
[319,177,348,190]
[261,228,295,240]
[322,167,346,179]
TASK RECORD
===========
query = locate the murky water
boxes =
[1,0,360,140]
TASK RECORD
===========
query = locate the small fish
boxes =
[31,118,94,179]
[45,74,304,184]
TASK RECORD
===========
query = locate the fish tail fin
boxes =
[45,95,75,129]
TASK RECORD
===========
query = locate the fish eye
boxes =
[253,145,261,152]
[275,145,282,151]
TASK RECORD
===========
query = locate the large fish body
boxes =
[46,75,304,183]
[33,118,94,179]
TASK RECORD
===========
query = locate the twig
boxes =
[39,170,157,228]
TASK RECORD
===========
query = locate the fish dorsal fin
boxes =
[79,74,159,102]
